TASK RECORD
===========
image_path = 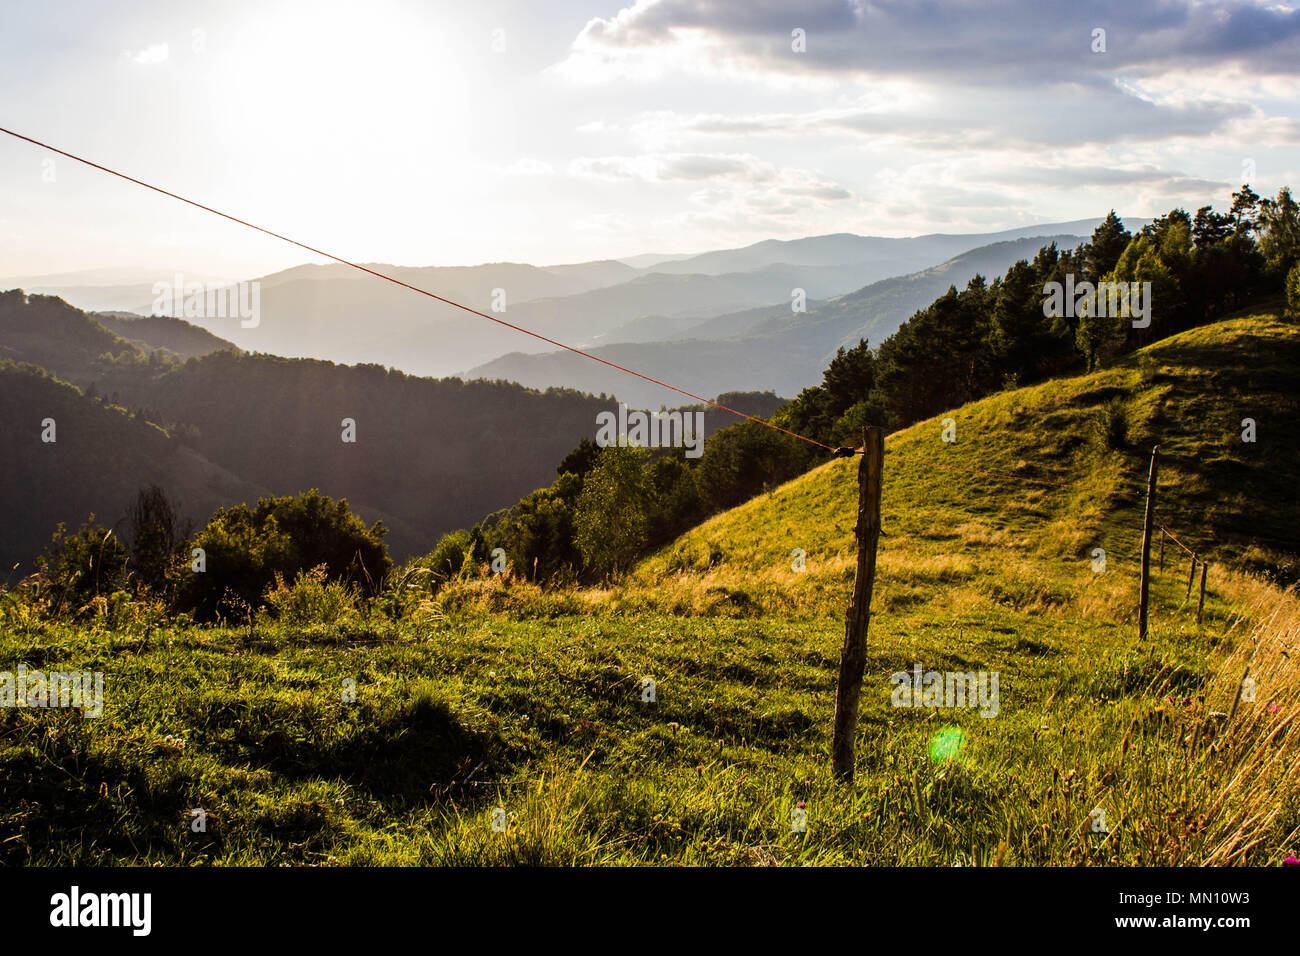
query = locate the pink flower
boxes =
[1283,854,1300,867]
[1268,702,1281,714]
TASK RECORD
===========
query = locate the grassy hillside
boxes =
[2,309,1298,866]
[638,306,1300,605]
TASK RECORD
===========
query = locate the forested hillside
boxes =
[92,311,238,360]
[0,360,269,573]
[0,291,787,572]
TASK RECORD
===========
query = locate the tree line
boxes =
[777,185,1299,446]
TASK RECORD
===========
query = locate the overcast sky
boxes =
[1,0,1298,280]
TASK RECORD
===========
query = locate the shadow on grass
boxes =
[261,696,507,808]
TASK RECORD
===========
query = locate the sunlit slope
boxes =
[635,308,1300,614]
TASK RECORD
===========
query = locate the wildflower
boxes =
[1284,854,1300,867]
[1268,702,1281,714]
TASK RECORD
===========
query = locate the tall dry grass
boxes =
[1198,572,1300,864]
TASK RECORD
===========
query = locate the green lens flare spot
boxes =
[928,726,966,763]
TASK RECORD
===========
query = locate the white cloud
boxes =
[568,151,847,194]
[499,158,556,176]
[565,150,855,235]
[127,42,169,65]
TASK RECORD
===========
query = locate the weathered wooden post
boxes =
[1186,553,1198,600]
[832,425,884,784]
[1197,562,1208,624]
[1138,446,1159,641]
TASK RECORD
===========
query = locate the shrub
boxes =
[372,562,443,621]
[263,565,358,627]
[35,516,129,613]
[574,446,650,579]
[425,530,474,589]
[128,484,189,597]
[180,490,390,620]
[663,545,695,574]
[1095,397,1130,450]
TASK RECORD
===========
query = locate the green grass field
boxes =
[3,309,1299,866]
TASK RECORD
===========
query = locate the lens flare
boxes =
[928,726,966,763]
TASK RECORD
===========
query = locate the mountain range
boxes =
[466,234,1095,407]
[2,219,1132,388]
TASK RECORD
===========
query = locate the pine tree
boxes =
[1085,211,1131,281]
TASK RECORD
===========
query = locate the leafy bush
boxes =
[180,490,390,620]
[372,562,444,621]
[263,565,358,627]
[425,530,477,590]
[128,485,189,597]
[574,445,650,579]
[34,516,129,613]
[663,541,726,574]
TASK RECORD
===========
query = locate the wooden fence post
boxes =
[1197,562,1208,624]
[1138,446,1159,641]
[1186,553,1198,600]
[832,425,884,784]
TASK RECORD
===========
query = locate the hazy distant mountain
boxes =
[138,257,933,376]
[0,268,233,314]
[639,219,1121,276]
[131,261,655,377]
[247,260,622,300]
[616,251,695,269]
[497,260,913,350]
[18,283,175,314]
[466,234,1092,407]
[14,218,1135,381]
[541,259,641,288]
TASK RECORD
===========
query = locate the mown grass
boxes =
[1,309,1298,865]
